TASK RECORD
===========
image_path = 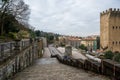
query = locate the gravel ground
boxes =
[13,58,110,80]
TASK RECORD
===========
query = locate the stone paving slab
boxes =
[43,47,51,58]
[13,58,110,80]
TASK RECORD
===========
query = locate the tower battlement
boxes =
[100,8,120,52]
[100,8,120,16]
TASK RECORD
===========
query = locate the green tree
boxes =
[47,35,54,43]
[79,44,87,51]
[96,37,100,49]
[49,35,54,41]
[3,14,20,33]
[35,30,41,37]
[104,50,114,59]
[29,30,36,38]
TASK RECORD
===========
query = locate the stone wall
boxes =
[102,59,120,79]
[0,39,43,80]
[65,45,72,56]
[55,54,120,79]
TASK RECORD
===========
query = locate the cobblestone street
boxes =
[13,47,110,80]
[13,58,110,80]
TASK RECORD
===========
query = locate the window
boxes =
[116,41,117,44]
[116,26,118,29]
[113,26,114,29]
[113,41,114,44]
[119,41,120,44]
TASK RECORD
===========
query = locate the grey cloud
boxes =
[24,0,120,36]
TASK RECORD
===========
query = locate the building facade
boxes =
[66,37,81,48]
[100,8,120,52]
[81,38,97,51]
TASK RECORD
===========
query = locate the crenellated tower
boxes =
[100,8,120,52]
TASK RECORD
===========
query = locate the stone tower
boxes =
[100,8,120,52]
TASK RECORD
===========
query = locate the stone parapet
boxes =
[0,39,43,80]
[100,8,120,16]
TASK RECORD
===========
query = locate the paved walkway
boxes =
[13,47,110,80]
[43,47,51,58]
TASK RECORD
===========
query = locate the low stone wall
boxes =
[102,59,120,79]
[76,59,85,68]
[55,54,120,80]
[84,59,101,73]
[115,64,120,79]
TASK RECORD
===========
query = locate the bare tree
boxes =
[0,0,30,35]
[7,0,30,22]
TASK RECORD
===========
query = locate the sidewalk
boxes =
[43,47,51,58]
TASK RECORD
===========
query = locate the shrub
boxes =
[114,53,120,63]
[8,32,17,39]
[60,43,65,47]
[18,30,30,38]
[79,44,87,51]
[104,50,114,59]
[0,36,5,39]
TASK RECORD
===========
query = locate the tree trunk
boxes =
[0,20,4,36]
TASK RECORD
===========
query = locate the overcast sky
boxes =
[24,0,120,36]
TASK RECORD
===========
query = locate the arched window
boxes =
[119,41,120,44]
[116,26,118,29]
